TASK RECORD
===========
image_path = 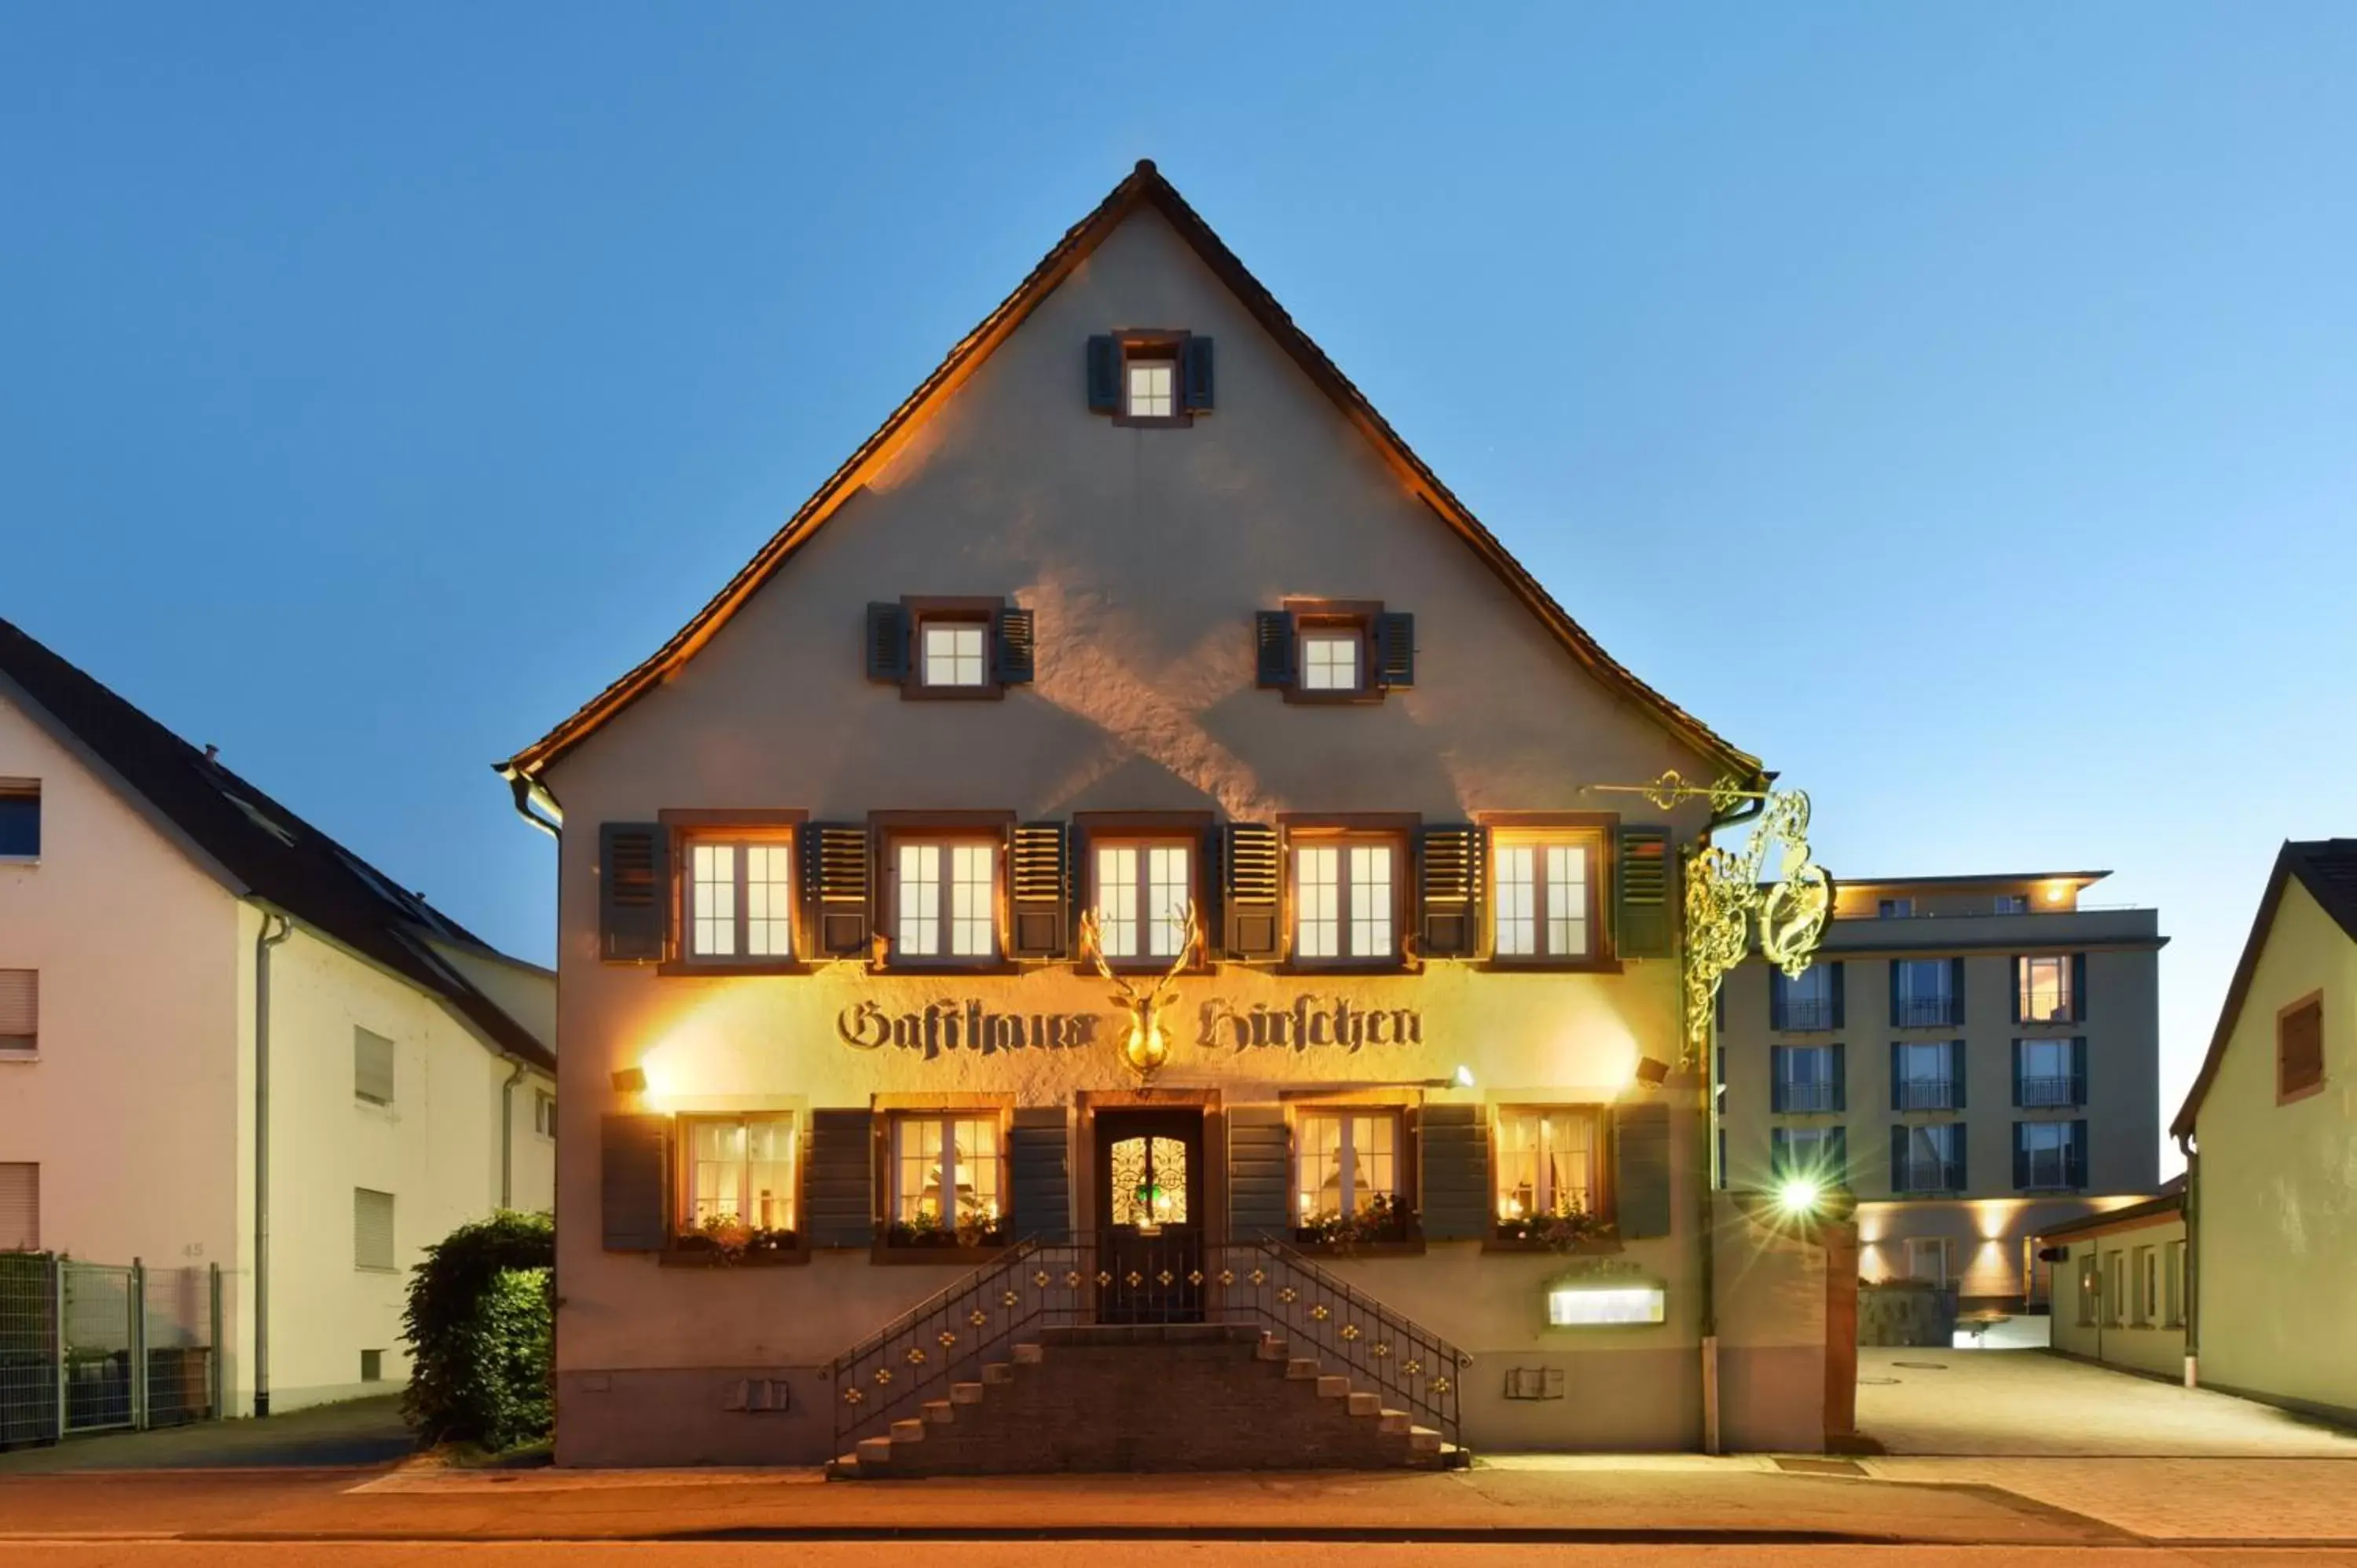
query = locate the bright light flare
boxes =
[1775,1177,1824,1218]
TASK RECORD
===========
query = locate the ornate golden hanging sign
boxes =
[1593,770,1834,1064]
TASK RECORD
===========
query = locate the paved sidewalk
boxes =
[0,1395,414,1473]
[1870,1457,2357,1545]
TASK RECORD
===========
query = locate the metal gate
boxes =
[0,1255,220,1446]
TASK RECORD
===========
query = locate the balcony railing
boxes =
[1770,998,1837,1031]
[1892,1158,1962,1195]
[1774,1080,1838,1113]
[1893,996,1962,1028]
[2018,1075,2080,1108]
[2021,1151,2076,1190]
[2017,998,2077,1025]
[1896,1078,1959,1112]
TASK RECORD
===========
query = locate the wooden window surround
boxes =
[1112,330,1193,429]
[1483,1103,1620,1254]
[1280,1090,1423,1256]
[1282,598,1384,705]
[1475,811,1621,974]
[662,1112,811,1268]
[1277,815,1417,974]
[901,596,1007,701]
[1074,811,1215,975]
[2278,990,2326,1105]
[658,809,809,976]
[872,811,1017,974]
[872,1094,1014,1264]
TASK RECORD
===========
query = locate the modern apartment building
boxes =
[1719,871,2164,1310]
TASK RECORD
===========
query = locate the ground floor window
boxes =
[2077,1253,2100,1326]
[1292,1108,1408,1243]
[1493,1107,1602,1241]
[681,1114,797,1240]
[2134,1244,2158,1327]
[2165,1239,2187,1327]
[2104,1249,2127,1326]
[888,1113,1007,1247]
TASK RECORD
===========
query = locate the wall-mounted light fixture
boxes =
[610,1067,647,1095]
[1633,1056,1670,1088]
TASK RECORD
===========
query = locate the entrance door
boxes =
[1094,1108,1205,1324]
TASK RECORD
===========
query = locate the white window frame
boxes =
[1491,837,1596,961]
[533,1090,555,1139]
[2165,1239,2187,1327]
[893,837,1000,964]
[1289,837,1398,965]
[920,621,990,688]
[1292,1108,1402,1222]
[680,1112,797,1234]
[1493,1106,1600,1221]
[1776,1044,1839,1112]
[1092,839,1194,963]
[686,835,797,961]
[1299,630,1362,693]
[1896,1040,1956,1111]
[889,1112,1006,1232]
[1124,357,1177,419]
[2135,1244,2157,1326]
[2018,954,2073,1023]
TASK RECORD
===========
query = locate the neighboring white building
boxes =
[0,617,555,1415]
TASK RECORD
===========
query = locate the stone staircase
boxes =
[827,1323,1460,1478]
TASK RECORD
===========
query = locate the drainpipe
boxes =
[252,910,293,1419]
[500,1058,530,1210]
[2176,1131,2198,1388]
[1695,785,1767,1456]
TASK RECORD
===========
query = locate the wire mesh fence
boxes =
[0,1255,218,1447]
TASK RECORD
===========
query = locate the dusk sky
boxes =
[6,5,2353,1160]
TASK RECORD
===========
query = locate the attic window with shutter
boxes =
[2278,991,2326,1103]
[866,598,1036,700]
[1256,600,1414,705]
[1088,332,1211,427]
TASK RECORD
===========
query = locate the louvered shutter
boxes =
[805,1109,874,1247]
[1611,1101,1673,1237]
[1417,1104,1488,1240]
[598,823,667,962]
[354,1028,394,1106]
[1831,1042,1848,1112]
[0,1163,38,1251]
[601,1115,669,1251]
[1948,1039,1967,1110]
[1890,1126,1908,1197]
[1372,612,1416,689]
[1182,336,1215,412]
[2067,1119,2089,1189]
[1831,964,1846,1028]
[1949,957,1967,1024]
[1222,823,1281,960]
[1010,822,1069,959]
[1254,610,1296,688]
[802,823,872,958]
[1615,826,1673,958]
[1952,1127,1967,1192]
[995,607,1036,685]
[1009,1108,1071,1243]
[1828,1127,1849,1186]
[1086,335,1120,412]
[1770,1046,1791,1114]
[354,1188,396,1271]
[1769,1127,1790,1180]
[1769,973,1787,1032]
[2071,1036,2088,1107]
[1888,962,1901,1028]
[0,970,35,1052]
[2071,953,2088,1022]
[865,603,909,682]
[2012,1124,2029,1192]
[1415,824,1482,958]
[1226,1106,1289,1240]
[2011,1040,2025,1108]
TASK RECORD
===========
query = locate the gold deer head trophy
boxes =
[1077,903,1202,1081]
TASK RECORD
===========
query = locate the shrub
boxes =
[399,1211,553,1451]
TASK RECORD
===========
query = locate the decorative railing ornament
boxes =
[1078,903,1203,1080]
[1592,771,1834,1064]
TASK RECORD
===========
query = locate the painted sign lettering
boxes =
[1196,998,1421,1053]
[836,1000,1100,1060]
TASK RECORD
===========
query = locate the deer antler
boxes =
[1078,904,1200,1007]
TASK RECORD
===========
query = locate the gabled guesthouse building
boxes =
[504,163,1846,1471]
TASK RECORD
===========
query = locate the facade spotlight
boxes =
[1453,1064,1475,1089]
[610,1066,647,1094]
[1633,1056,1670,1087]
[1775,1177,1824,1218]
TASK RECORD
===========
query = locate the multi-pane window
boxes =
[1894,1123,1962,1192]
[687,838,795,959]
[2135,1244,2157,1326]
[2017,955,2075,1023]
[1494,1108,1598,1221]
[890,1115,1004,1232]
[921,621,989,687]
[2105,1250,2127,1326]
[533,1090,555,1138]
[1126,357,1175,419]
[683,1115,796,1233]
[1878,898,1914,919]
[0,781,37,859]
[1772,1125,1847,1184]
[1292,839,1395,962]
[1772,1045,1840,1112]
[1492,840,1593,961]
[0,970,36,1055]
[1894,1040,1959,1111]
[1294,1109,1400,1222]
[2020,1120,2079,1190]
[895,840,998,962]
[354,1188,396,1272]
[1993,894,2029,914]
[1094,841,1193,962]
[2278,995,2325,1100]
[1893,959,1959,1027]
[1770,964,1838,1030]
[1299,632,1360,692]
[2018,1038,2077,1107]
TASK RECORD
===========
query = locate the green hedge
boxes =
[399,1211,552,1451]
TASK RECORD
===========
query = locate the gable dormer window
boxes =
[1126,354,1177,419]
[1087,333,1212,427]
[1256,601,1414,703]
[865,599,1036,699]
[1299,628,1362,693]
[921,619,989,688]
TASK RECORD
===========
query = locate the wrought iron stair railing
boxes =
[827,1233,1466,1454]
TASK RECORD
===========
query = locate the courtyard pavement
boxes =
[0,1394,413,1473]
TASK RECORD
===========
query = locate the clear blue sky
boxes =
[6,5,2354,1151]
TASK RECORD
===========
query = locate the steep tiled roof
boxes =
[499,159,1765,787]
[0,617,553,1072]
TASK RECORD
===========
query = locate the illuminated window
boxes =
[894,839,999,962]
[2076,1254,2100,1326]
[890,1114,1004,1233]
[1300,632,1360,692]
[1126,358,1175,419]
[922,621,989,687]
[2017,955,2074,1024]
[1094,841,1193,962]
[1492,840,1593,960]
[682,1115,797,1233]
[1293,1109,1401,1225]
[1494,1108,1599,1222]
[687,838,795,959]
[1292,838,1395,962]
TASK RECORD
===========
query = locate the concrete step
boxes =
[1314,1376,1351,1399]
[889,1418,927,1444]
[1255,1338,1290,1362]
[921,1399,955,1424]
[1285,1358,1320,1380]
[824,1453,863,1482]
[855,1435,894,1470]
[1347,1391,1381,1417]
[981,1362,1015,1384]
[1407,1426,1442,1453]
[1012,1343,1045,1365]
[1376,1409,1411,1434]
[950,1382,986,1405]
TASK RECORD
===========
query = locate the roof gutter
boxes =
[500,1057,531,1210]
[502,768,563,839]
[251,908,294,1419]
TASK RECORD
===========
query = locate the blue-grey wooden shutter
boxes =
[599,822,667,962]
[2010,956,2025,1024]
[1226,1106,1289,1240]
[1415,824,1482,958]
[2011,1040,2025,1108]
[1222,823,1281,960]
[805,1109,874,1247]
[1615,826,1674,958]
[1373,612,1416,689]
[1769,1127,1790,1179]
[2071,954,2088,1022]
[1769,972,1788,1032]
[1949,957,1967,1024]
[1417,1104,1488,1240]
[1611,1100,1673,1238]
[1948,1039,1967,1110]
[1086,335,1120,412]
[1831,1042,1848,1112]
[1828,1127,1849,1186]
[865,603,908,682]
[1010,822,1069,959]
[1890,1125,1908,1196]
[1181,336,1215,412]
[601,1114,669,1251]
[1889,1041,1904,1111]
[2070,1036,2088,1106]
[1769,1046,1791,1113]
[2012,1123,2029,1191]
[1831,963,1846,1028]
[1009,1108,1071,1243]
[995,606,1036,685]
[802,823,872,958]
[1887,962,1901,1028]
[1255,610,1296,688]
[2067,1119,2089,1189]
[1951,1126,1967,1192]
